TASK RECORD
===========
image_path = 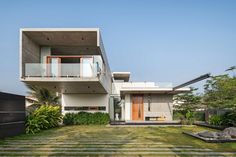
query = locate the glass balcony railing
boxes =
[25,63,101,78]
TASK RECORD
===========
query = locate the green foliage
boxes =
[26,84,60,106]
[63,112,110,125]
[185,110,194,125]
[203,74,236,110]
[222,111,236,127]
[173,110,196,125]
[194,111,205,121]
[173,111,205,121]
[26,105,62,134]
[209,115,223,126]
[174,87,202,115]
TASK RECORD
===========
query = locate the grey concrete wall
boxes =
[144,94,173,121]
[21,33,40,77]
[98,32,112,94]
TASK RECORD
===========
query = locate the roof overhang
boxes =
[120,87,190,95]
[112,72,130,82]
[21,28,100,47]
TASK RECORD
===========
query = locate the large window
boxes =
[64,106,106,111]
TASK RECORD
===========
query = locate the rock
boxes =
[223,127,236,138]
[198,131,217,138]
[216,132,232,140]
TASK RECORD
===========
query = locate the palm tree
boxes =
[26,84,60,106]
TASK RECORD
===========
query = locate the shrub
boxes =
[173,110,205,121]
[209,115,223,126]
[26,105,62,134]
[222,111,236,126]
[185,111,195,125]
[173,110,197,125]
[63,112,110,125]
[194,111,205,121]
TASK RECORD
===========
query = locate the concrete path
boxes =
[1,139,236,156]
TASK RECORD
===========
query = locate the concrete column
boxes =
[124,94,131,121]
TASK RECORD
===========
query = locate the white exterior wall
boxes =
[62,93,109,114]
[124,94,131,121]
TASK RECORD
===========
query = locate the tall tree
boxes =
[203,71,236,110]
[173,87,202,114]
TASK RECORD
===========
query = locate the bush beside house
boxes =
[63,112,110,125]
[209,111,236,127]
[26,105,62,134]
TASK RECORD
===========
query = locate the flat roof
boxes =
[20,28,100,32]
[112,72,130,82]
[120,87,190,94]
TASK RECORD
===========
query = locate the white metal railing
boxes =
[25,63,101,78]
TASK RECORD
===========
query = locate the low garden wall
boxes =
[0,92,25,139]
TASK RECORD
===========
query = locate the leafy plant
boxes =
[203,73,236,110]
[185,110,195,125]
[63,112,110,125]
[26,84,60,106]
[209,115,223,126]
[174,87,202,115]
[222,111,236,126]
[26,105,62,134]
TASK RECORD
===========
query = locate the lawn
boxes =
[0,125,236,156]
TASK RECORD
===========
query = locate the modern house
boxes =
[20,28,190,122]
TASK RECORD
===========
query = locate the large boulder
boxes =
[198,131,218,138]
[216,132,232,140]
[223,127,236,138]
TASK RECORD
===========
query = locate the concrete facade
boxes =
[122,94,173,121]
[20,28,190,122]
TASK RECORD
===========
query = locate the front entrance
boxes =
[132,95,144,121]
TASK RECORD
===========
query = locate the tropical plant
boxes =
[26,105,62,134]
[26,84,60,106]
[185,110,195,125]
[209,115,223,126]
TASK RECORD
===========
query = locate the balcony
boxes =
[22,63,110,94]
[25,63,101,78]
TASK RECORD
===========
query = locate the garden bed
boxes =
[183,131,236,143]
[194,122,226,130]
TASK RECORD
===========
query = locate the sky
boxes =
[0,0,235,95]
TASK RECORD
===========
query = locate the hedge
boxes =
[173,110,205,121]
[63,112,110,125]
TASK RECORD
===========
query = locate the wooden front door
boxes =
[132,95,144,121]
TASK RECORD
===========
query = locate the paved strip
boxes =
[2,142,164,145]
[0,151,235,155]
[4,138,137,141]
[3,140,156,143]
[0,147,211,151]
[0,145,194,148]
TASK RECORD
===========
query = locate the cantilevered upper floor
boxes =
[20,28,112,94]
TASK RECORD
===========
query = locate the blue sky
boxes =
[0,0,235,95]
